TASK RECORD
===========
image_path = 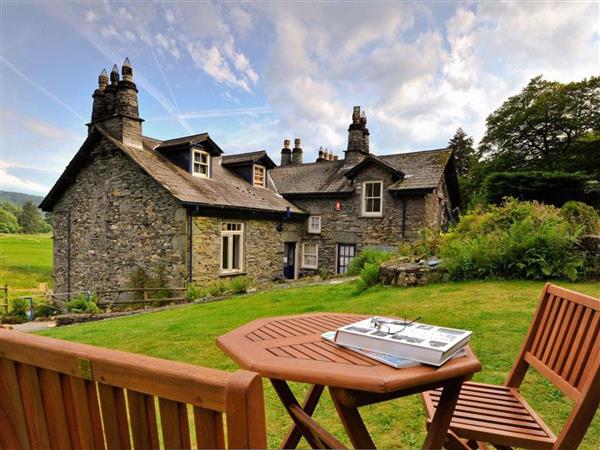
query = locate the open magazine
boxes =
[331,317,471,366]
[321,330,467,369]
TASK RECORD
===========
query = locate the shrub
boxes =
[347,248,393,276]
[355,263,381,292]
[207,280,228,297]
[35,300,60,317]
[0,208,20,233]
[229,276,253,294]
[560,201,600,235]
[186,282,205,301]
[66,293,100,314]
[398,228,444,258]
[9,298,29,321]
[440,199,586,281]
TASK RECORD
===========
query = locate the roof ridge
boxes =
[379,147,449,158]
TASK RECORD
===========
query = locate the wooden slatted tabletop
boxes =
[217,313,481,394]
[217,312,482,449]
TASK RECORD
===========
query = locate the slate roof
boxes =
[156,133,223,155]
[222,150,276,169]
[269,160,354,196]
[269,148,453,196]
[40,126,304,215]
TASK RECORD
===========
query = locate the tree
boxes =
[479,75,600,171]
[0,208,20,233]
[17,201,50,234]
[448,128,476,178]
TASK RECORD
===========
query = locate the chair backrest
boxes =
[505,283,600,450]
[0,330,267,450]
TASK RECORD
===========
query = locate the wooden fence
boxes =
[50,287,188,310]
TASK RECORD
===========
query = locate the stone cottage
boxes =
[41,60,459,293]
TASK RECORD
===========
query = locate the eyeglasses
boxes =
[370,316,422,336]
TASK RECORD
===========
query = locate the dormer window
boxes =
[192,149,210,177]
[253,164,266,187]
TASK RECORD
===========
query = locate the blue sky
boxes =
[1,1,598,195]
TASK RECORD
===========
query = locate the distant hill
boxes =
[0,191,45,207]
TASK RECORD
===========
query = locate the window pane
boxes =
[222,236,229,269]
[373,199,381,212]
[233,235,240,269]
[366,199,374,212]
[373,182,381,196]
[365,183,372,197]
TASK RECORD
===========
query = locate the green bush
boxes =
[35,300,60,317]
[66,293,100,314]
[186,282,205,301]
[347,248,393,276]
[207,280,228,297]
[440,199,585,281]
[355,263,381,292]
[398,228,444,258]
[9,298,28,321]
[0,208,21,233]
[229,276,253,294]
[560,201,600,235]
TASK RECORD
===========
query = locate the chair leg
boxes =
[444,431,473,450]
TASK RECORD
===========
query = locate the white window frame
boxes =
[220,222,244,273]
[192,149,210,178]
[302,242,319,269]
[362,181,383,217]
[308,215,322,234]
[252,164,266,187]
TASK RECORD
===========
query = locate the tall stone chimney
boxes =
[88,58,143,148]
[292,138,303,165]
[280,139,292,166]
[344,106,369,165]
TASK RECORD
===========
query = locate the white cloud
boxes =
[0,161,51,195]
[165,9,175,24]
[229,6,253,36]
[85,11,97,22]
[156,33,180,59]
[186,42,251,92]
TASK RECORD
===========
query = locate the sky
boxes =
[1,1,598,196]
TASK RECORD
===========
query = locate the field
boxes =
[41,279,600,449]
[0,233,52,292]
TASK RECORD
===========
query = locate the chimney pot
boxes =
[110,64,120,84]
[283,139,290,149]
[294,138,301,147]
[292,138,303,165]
[121,57,133,81]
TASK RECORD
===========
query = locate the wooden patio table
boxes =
[217,313,481,449]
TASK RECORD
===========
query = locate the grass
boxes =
[0,233,52,290]
[40,279,600,449]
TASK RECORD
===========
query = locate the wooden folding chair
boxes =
[422,283,600,450]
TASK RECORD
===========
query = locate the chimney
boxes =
[280,139,292,166]
[91,69,108,123]
[292,138,303,164]
[316,146,325,162]
[88,58,143,147]
[361,110,370,154]
[344,106,368,164]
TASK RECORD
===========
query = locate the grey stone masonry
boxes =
[52,137,188,294]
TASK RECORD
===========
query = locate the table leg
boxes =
[271,380,345,449]
[281,384,325,449]
[422,381,463,450]
[329,387,376,450]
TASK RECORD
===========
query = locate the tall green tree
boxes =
[479,75,600,171]
[17,201,50,234]
[448,128,476,177]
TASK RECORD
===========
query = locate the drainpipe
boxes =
[401,197,407,239]
[188,209,193,284]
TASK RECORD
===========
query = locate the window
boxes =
[253,165,266,187]
[302,242,319,269]
[221,222,244,272]
[337,244,356,275]
[192,149,210,177]
[308,216,321,234]
[362,181,383,216]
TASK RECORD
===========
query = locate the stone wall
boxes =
[191,216,303,284]
[291,163,440,274]
[52,137,188,294]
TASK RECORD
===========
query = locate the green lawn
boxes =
[40,280,600,449]
[0,233,52,290]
